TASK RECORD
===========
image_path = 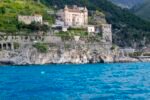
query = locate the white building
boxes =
[87,25,95,33]
[62,27,68,32]
[18,15,43,25]
[64,5,88,27]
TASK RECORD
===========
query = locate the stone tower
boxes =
[83,7,88,25]
[101,24,112,43]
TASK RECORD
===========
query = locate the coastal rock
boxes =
[114,57,139,63]
[0,45,115,65]
[101,55,114,63]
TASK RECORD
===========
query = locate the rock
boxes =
[101,55,114,63]
[1,44,147,65]
[114,57,139,63]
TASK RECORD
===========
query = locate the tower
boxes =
[84,7,88,25]
[101,24,112,43]
[64,5,69,26]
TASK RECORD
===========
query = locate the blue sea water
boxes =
[0,63,150,100]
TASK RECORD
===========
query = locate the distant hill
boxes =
[108,0,150,21]
[108,0,143,9]
[133,0,150,21]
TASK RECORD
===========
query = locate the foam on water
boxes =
[41,71,45,75]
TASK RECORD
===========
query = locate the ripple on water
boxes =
[0,63,150,100]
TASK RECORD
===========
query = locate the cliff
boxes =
[0,45,114,65]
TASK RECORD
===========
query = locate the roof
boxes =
[88,25,95,27]
[65,5,87,13]
[18,14,42,17]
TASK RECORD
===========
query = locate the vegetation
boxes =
[55,31,73,41]
[18,22,49,32]
[109,0,143,9]
[133,0,150,21]
[0,0,54,33]
[55,28,89,41]
[13,42,20,49]
[129,52,142,57]
[143,53,150,56]
[33,43,48,53]
[110,45,116,50]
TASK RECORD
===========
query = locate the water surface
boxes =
[0,63,150,100]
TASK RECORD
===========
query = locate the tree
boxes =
[0,7,6,14]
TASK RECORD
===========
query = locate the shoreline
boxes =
[0,60,149,66]
[0,45,150,66]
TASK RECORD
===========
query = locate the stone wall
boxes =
[0,35,62,50]
[0,34,112,51]
[0,35,61,43]
[0,42,14,50]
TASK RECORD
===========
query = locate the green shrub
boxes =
[55,31,72,41]
[14,42,20,49]
[110,45,117,50]
[143,53,150,56]
[0,7,6,14]
[68,27,86,31]
[129,52,142,57]
[33,43,48,53]
[17,22,50,32]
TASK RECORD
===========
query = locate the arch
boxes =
[7,43,11,50]
[3,43,6,50]
[0,44,2,50]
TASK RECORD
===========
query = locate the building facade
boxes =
[18,15,43,25]
[64,5,88,27]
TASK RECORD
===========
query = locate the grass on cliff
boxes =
[55,28,88,37]
[33,43,48,53]
[0,0,54,33]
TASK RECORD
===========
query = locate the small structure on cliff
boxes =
[101,24,112,43]
[18,15,43,25]
[87,25,95,33]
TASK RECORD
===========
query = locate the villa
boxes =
[64,5,88,27]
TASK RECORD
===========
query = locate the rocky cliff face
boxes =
[1,44,148,65]
[0,45,115,65]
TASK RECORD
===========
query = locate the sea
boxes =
[0,63,150,100]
